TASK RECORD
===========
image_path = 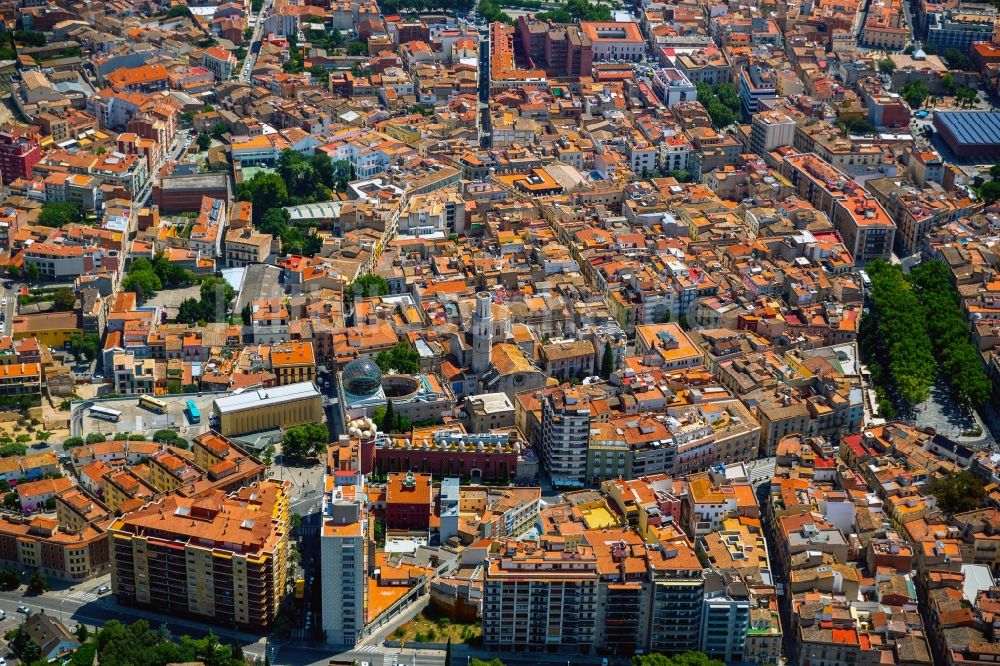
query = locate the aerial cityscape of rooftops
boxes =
[8,0,1000,664]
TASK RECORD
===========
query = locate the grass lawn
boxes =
[392,607,481,644]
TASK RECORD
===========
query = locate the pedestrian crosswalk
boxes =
[63,591,98,603]
[355,644,382,653]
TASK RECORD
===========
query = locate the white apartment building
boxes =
[320,484,367,645]
[541,388,591,487]
[750,110,796,155]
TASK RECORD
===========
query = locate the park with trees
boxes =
[694,82,741,128]
[861,260,991,417]
[280,423,329,463]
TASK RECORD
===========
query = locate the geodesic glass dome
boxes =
[342,358,383,398]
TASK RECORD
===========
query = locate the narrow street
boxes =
[478,22,491,149]
[240,0,276,83]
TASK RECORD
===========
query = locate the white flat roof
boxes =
[214,381,320,414]
[468,392,514,414]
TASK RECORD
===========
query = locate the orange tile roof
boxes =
[386,472,431,506]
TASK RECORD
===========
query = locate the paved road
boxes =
[240,0,275,83]
[0,586,270,662]
[168,129,192,163]
[477,20,491,149]
[3,580,634,666]
[0,282,20,336]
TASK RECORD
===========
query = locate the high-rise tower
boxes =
[472,291,494,374]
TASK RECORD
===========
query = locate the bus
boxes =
[90,405,122,422]
[138,395,168,414]
[185,399,200,424]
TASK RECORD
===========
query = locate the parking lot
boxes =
[74,393,220,439]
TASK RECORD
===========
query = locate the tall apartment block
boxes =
[584,530,650,655]
[109,480,290,631]
[484,533,711,656]
[483,541,599,653]
[701,571,751,662]
[320,477,367,645]
[541,388,591,487]
[648,541,706,654]
[926,6,995,52]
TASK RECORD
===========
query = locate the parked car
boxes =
[17,605,29,614]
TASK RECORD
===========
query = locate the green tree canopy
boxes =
[373,401,411,433]
[902,80,930,109]
[236,172,288,223]
[27,569,48,594]
[350,274,390,298]
[92,619,247,666]
[281,423,329,462]
[330,159,354,191]
[632,653,726,666]
[166,4,192,17]
[122,269,162,303]
[13,30,46,47]
[174,276,237,324]
[375,341,420,374]
[0,568,19,589]
[144,252,195,288]
[259,207,291,236]
[276,149,321,199]
[177,298,204,325]
[68,333,99,362]
[908,260,992,407]
[928,470,985,514]
[864,260,936,405]
[837,117,878,136]
[943,48,975,71]
[52,288,76,311]
[956,87,979,108]
[200,277,235,316]
[981,181,1000,204]
[10,627,41,662]
[38,202,82,228]
[600,341,614,379]
[694,82,739,128]
[536,0,611,21]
